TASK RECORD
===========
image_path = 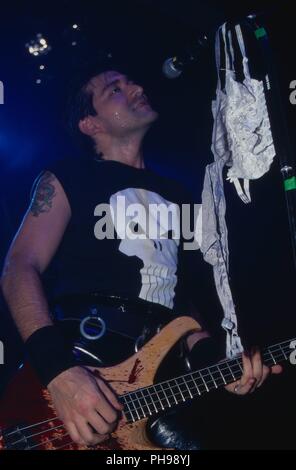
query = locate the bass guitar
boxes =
[0,316,294,450]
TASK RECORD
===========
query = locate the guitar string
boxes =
[1,355,250,443]
[3,416,62,436]
[4,338,292,440]
[4,343,290,449]
[25,423,64,440]
[5,359,287,449]
[4,366,288,449]
[10,428,109,451]
[3,343,291,448]
[5,361,245,448]
[121,344,290,406]
[28,431,70,450]
[4,340,288,452]
[7,423,68,448]
[120,352,285,410]
[6,336,294,450]
[4,344,290,447]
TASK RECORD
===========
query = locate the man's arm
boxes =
[0,171,122,446]
[1,171,70,339]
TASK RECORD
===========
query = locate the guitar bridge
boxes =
[1,424,35,450]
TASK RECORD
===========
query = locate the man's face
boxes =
[85,70,159,138]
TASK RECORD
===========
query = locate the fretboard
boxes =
[120,337,295,423]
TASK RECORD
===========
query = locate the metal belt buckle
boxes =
[80,306,106,341]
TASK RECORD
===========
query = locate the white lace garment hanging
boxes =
[201,23,276,358]
[224,24,276,203]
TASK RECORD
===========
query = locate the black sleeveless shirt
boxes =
[37,157,201,314]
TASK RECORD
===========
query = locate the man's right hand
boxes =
[47,366,123,446]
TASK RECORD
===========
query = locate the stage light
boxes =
[72,24,78,29]
[25,33,51,57]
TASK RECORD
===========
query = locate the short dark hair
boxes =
[65,55,127,158]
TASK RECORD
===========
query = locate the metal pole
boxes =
[245,15,296,273]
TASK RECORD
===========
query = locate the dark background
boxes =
[0,0,295,449]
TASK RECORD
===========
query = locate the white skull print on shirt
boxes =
[109,188,180,309]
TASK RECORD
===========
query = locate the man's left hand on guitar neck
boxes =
[225,347,282,395]
[187,332,283,396]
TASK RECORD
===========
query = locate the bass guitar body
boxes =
[0,316,200,451]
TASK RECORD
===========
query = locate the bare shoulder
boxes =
[4,171,72,272]
[30,171,58,217]
[29,171,70,218]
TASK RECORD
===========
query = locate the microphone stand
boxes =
[243,14,296,275]
[164,10,296,274]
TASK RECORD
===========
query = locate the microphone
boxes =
[162,11,266,79]
[162,33,210,79]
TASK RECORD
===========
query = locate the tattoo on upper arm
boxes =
[30,171,57,217]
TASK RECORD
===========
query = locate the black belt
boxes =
[51,293,176,342]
